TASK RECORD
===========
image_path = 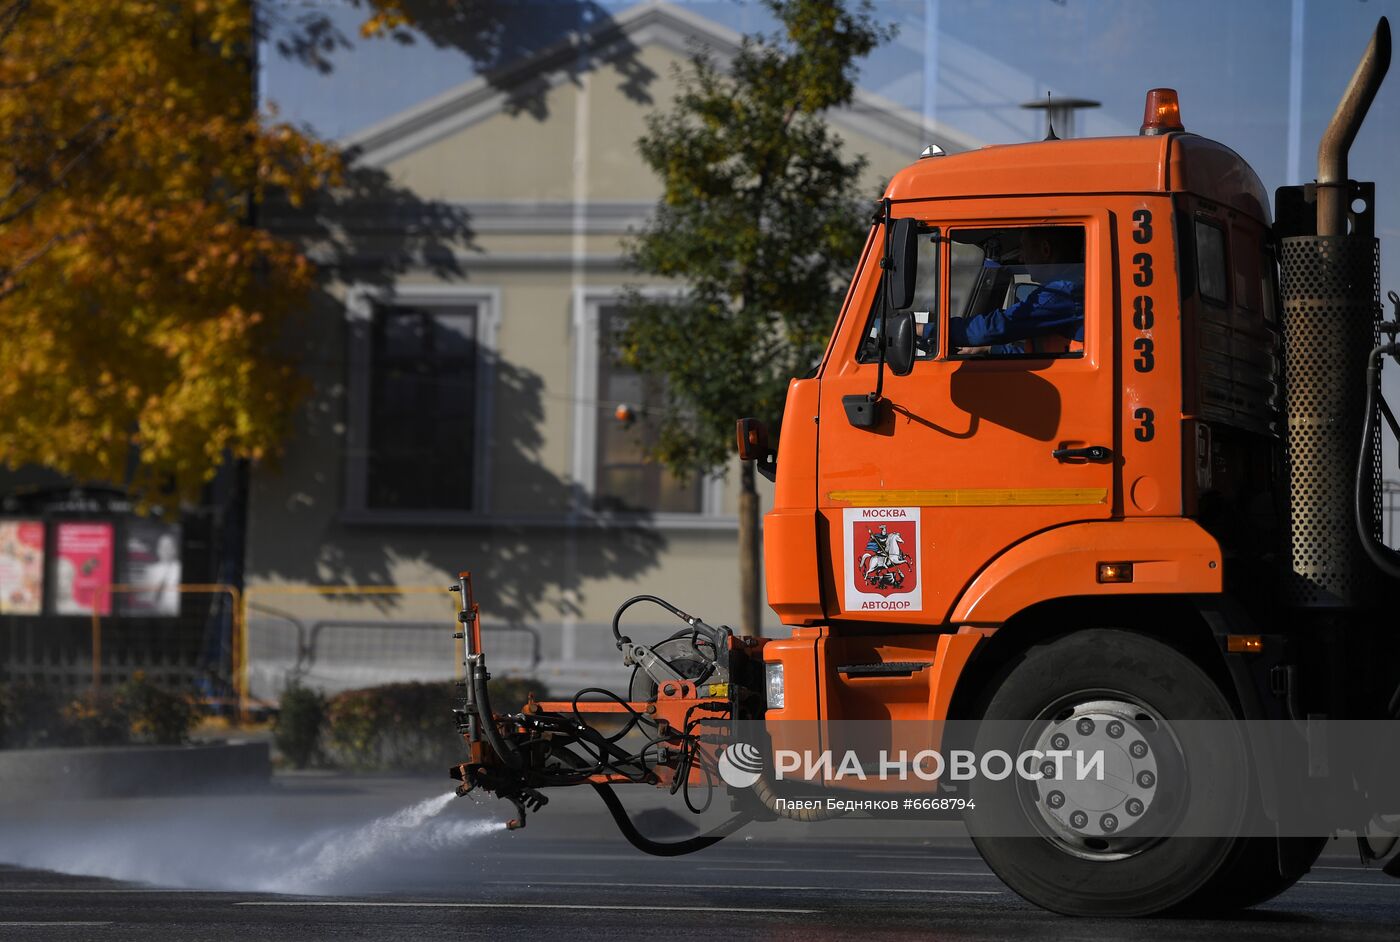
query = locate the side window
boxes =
[1232,222,1261,314]
[948,225,1086,358]
[857,224,940,363]
[1194,218,1228,306]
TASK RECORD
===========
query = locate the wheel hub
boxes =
[1030,699,1164,851]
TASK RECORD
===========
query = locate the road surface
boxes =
[1,774,1397,939]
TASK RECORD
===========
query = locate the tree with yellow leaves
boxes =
[0,0,347,504]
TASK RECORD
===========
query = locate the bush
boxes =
[59,694,129,746]
[0,681,73,748]
[325,681,456,771]
[274,684,326,768]
[487,676,535,714]
[324,677,539,771]
[117,674,197,745]
[0,676,196,748]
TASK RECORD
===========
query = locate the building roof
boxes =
[342,0,983,168]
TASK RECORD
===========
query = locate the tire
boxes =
[965,628,1252,916]
[1183,834,1328,912]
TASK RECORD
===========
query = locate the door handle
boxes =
[1052,445,1112,462]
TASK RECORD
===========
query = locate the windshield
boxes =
[856,223,941,363]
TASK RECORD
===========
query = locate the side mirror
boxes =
[735,418,777,481]
[886,217,918,310]
[885,309,915,376]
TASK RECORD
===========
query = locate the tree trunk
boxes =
[738,459,762,637]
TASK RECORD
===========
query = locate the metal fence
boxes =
[0,584,238,700]
[238,585,540,712]
[0,581,544,715]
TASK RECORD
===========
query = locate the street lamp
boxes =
[1021,95,1102,140]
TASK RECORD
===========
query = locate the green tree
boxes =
[617,0,890,635]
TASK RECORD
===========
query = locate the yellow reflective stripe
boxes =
[827,488,1107,507]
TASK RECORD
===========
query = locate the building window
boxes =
[368,305,478,510]
[346,287,496,519]
[593,304,703,514]
[572,293,723,522]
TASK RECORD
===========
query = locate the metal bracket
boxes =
[621,641,686,687]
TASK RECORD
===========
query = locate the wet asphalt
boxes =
[0,773,1397,940]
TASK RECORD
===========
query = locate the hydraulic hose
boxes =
[542,738,750,855]
[590,782,751,857]
[471,662,525,770]
[750,772,845,822]
[1355,343,1400,580]
[611,594,708,649]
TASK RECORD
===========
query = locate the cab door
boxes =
[816,205,1117,626]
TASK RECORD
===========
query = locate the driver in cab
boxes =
[952,227,1084,356]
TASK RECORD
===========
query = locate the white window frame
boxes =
[571,287,729,528]
[343,283,500,524]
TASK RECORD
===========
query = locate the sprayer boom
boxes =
[447,574,749,844]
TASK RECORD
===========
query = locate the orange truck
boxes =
[449,18,1400,916]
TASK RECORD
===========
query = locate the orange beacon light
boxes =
[1140,88,1184,135]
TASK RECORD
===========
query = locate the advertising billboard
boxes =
[120,520,181,617]
[0,520,45,615]
[51,521,114,616]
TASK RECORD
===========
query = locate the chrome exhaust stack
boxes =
[1275,17,1391,608]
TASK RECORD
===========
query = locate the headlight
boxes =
[765,662,785,710]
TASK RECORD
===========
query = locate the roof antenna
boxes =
[1043,93,1060,141]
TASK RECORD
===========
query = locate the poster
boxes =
[0,520,45,615]
[52,522,114,616]
[121,521,181,617]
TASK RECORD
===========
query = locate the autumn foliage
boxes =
[0,0,343,502]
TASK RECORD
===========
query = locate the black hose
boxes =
[590,782,750,857]
[675,704,729,813]
[1356,344,1400,579]
[572,686,647,744]
[750,772,847,822]
[543,739,748,856]
[471,664,525,770]
[610,594,701,649]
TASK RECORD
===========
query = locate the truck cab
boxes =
[766,127,1278,637]
[745,102,1346,914]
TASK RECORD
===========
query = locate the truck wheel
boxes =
[1183,834,1328,912]
[965,628,1250,916]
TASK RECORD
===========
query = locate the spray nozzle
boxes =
[504,787,548,830]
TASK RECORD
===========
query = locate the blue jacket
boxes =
[950,277,1084,354]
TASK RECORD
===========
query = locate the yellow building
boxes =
[245,1,975,702]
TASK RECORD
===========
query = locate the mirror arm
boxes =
[735,417,778,480]
[754,450,776,483]
[848,198,911,430]
[870,196,894,406]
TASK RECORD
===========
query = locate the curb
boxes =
[0,742,271,799]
